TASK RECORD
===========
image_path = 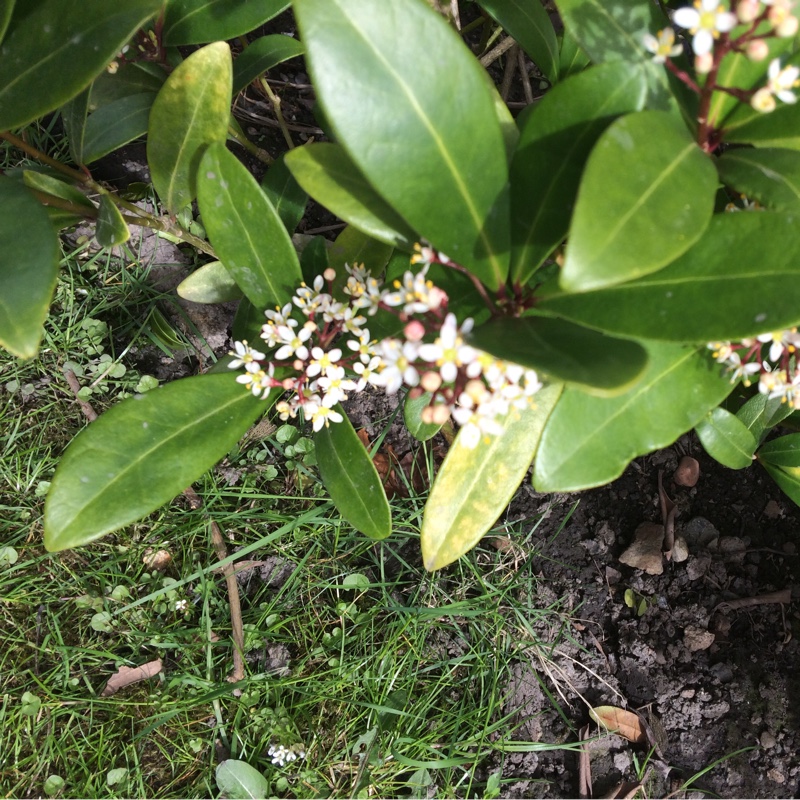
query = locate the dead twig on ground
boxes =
[63,368,98,421]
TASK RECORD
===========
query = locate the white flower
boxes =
[316,365,357,406]
[346,328,377,363]
[303,398,344,431]
[353,356,383,390]
[228,340,265,369]
[758,363,789,399]
[372,338,420,394]
[643,27,683,63]
[305,347,343,378]
[757,328,799,362]
[383,267,444,314]
[673,0,737,55]
[417,313,478,384]
[767,58,799,103]
[175,599,188,612]
[274,323,313,361]
[236,365,274,398]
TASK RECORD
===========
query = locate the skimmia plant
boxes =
[2,0,800,569]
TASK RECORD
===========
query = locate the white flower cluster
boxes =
[267,743,306,767]
[228,258,543,448]
[708,328,800,405]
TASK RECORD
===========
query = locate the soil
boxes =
[73,9,800,797]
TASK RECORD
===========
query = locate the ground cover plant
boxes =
[2,0,800,796]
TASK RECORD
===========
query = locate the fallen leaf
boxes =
[578,723,592,799]
[602,781,644,799]
[658,471,676,558]
[590,705,646,745]
[100,659,163,697]
[142,549,172,571]
[683,625,715,652]
[619,522,664,575]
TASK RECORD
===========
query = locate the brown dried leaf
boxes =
[619,522,664,575]
[578,723,592,799]
[602,781,644,799]
[658,470,676,558]
[100,659,162,697]
[590,705,646,745]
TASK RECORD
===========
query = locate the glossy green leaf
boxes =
[96,195,130,247]
[422,384,562,571]
[0,0,14,43]
[261,153,308,234]
[0,0,160,130]
[83,93,156,165]
[231,297,265,344]
[327,225,394,285]
[232,34,305,94]
[510,61,648,282]
[759,460,800,507]
[695,407,756,469]
[558,26,591,78]
[44,374,265,551]
[722,97,800,150]
[314,407,391,540]
[285,143,416,249]
[164,0,290,45]
[147,42,232,214]
[295,0,509,289]
[480,0,559,82]
[22,170,95,212]
[90,62,165,109]
[736,392,793,445]
[469,316,648,394]
[215,760,270,800]
[299,235,329,285]
[539,212,800,342]
[533,344,733,491]
[404,392,442,443]
[561,110,716,292]
[554,0,663,64]
[177,261,243,303]
[756,433,800,467]
[716,148,800,212]
[198,142,302,310]
[62,86,90,164]
[0,177,59,358]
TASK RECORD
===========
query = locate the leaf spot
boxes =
[205,171,216,180]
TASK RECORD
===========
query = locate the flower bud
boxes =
[282,378,296,390]
[407,386,425,400]
[430,404,451,425]
[323,267,336,282]
[428,287,448,311]
[695,52,714,74]
[737,0,761,23]
[420,370,442,392]
[404,319,426,342]
[292,359,305,371]
[746,39,769,61]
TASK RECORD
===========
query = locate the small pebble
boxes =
[767,768,785,784]
[672,535,689,562]
[674,455,700,486]
[761,731,777,749]
[684,625,715,652]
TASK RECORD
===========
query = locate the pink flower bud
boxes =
[323,267,336,282]
[776,14,799,36]
[404,320,426,342]
[695,52,714,74]
[428,287,448,310]
[746,39,769,61]
[282,378,296,390]
[292,359,305,371]
[420,370,442,392]
[737,0,761,23]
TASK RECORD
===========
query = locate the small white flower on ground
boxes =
[673,0,737,55]
[643,27,683,63]
[175,599,188,612]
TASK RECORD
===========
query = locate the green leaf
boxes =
[510,61,648,282]
[83,92,156,165]
[90,62,165,108]
[327,225,394,288]
[197,141,302,310]
[533,344,733,491]
[314,407,391,540]
[0,177,59,358]
[558,26,591,78]
[164,0,289,45]
[554,0,663,64]
[0,0,14,43]
[722,96,800,150]
[232,34,305,94]
[44,374,265,551]
[758,434,800,506]
[468,316,648,395]
[62,86,91,164]
[561,110,717,292]
[215,760,270,800]
[231,298,265,344]
[260,152,308,234]
[422,385,562,571]
[716,148,800,212]
[695,407,757,469]
[295,0,510,289]
[0,0,160,130]
[285,143,416,249]
[480,0,559,82]
[299,235,329,285]
[736,392,793,444]
[95,195,130,247]
[539,212,800,342]
[22,170,95,212]
[404,392,442,443]
[177,260,243,303]
[147,42,232,214]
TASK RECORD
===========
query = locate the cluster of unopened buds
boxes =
[228,246,542,449]
[643,0,798,111]
[267,743,306,767]
[708,328,800,406]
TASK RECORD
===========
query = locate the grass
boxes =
[0,170,579,797]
